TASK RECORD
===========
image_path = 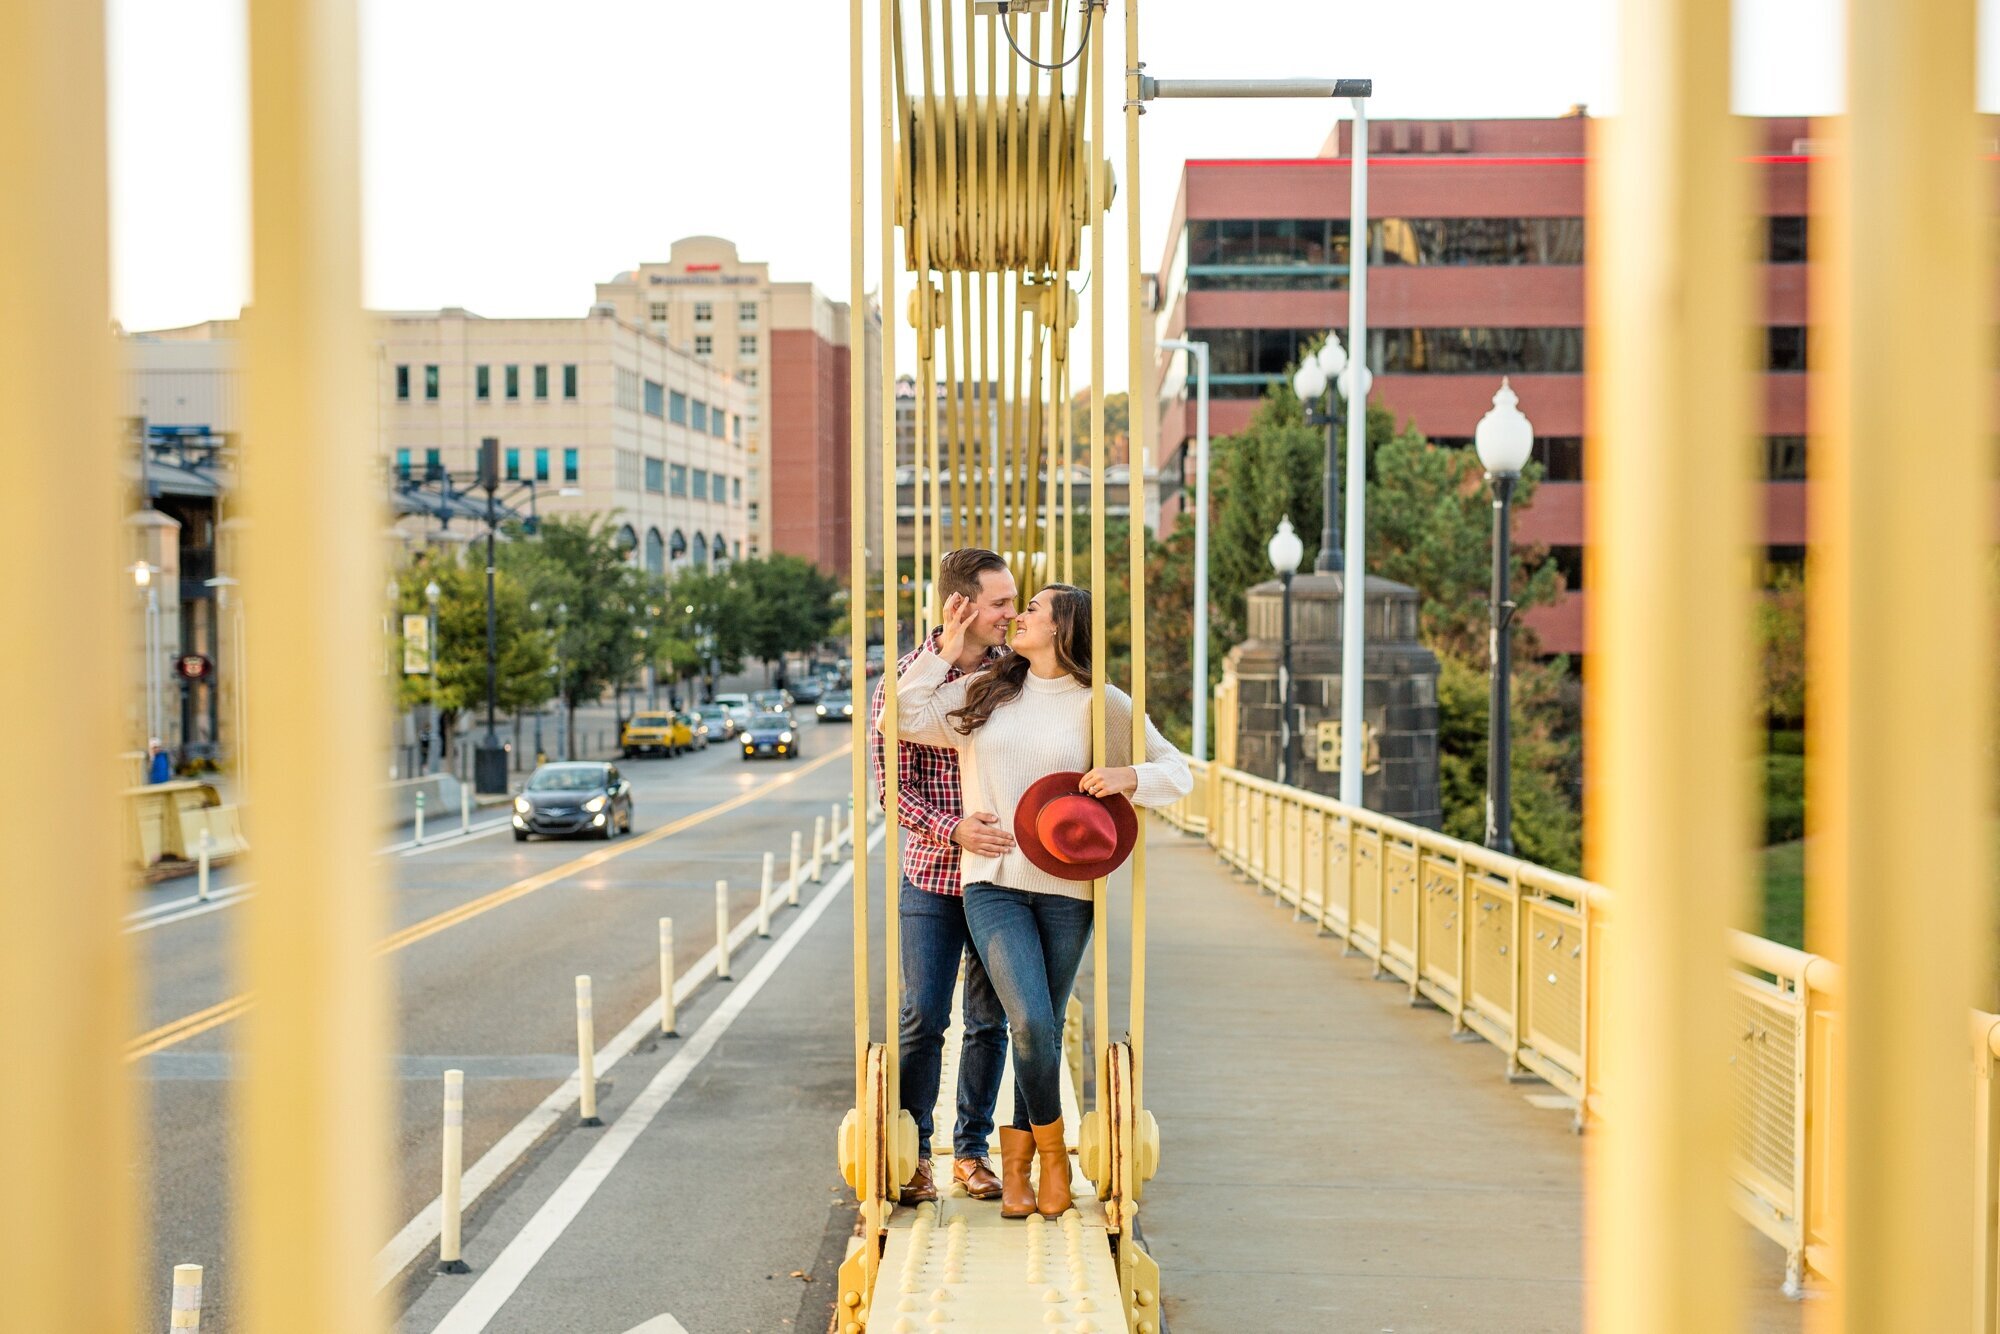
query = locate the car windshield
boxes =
[823,694,851,706]
[751,712,790,726]
[696,707,726,718]
[527,766,607,792]
[632,715,671,728]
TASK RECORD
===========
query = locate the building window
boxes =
[669,390,687,424]
[1767,435,1809,480]
[645,457,665,494]
[732,476,742,503]
[643,379,665,417]
[710,409,725,440]
[563,448,579,483]
[563,364,578,399]
[714,473,729,502]
[691,400,709,433]
[1370,327,1584,374]
[650,301,669,322]
[694,335,713,357]
[1768,216,1808,264]
[694,302,713,323]
[740,368,758,388]
[534,448,549,482]
[615,449,639,491]
[644,528,665,575]
[669,463,688,497]
[615,367,640,412]
[693,533,709,567]
[1550,545,1585,592]
[534,365,549,399]
[738,334,758,358]
[505,365,520,399]
[1368,217,1585,267]
[747,501,760,528]
[692,467,709,501]
[669,529,687,565]
[395,365,410,400]
[1189,218,1349,268]
[424,448,442,480]
[476,365,491,400]
[739,301,757,324]
[733,540,742,560]
[616,524,637,557]
[395,447,411,478]
[1766,326,1808,372]
[505,447,521,481]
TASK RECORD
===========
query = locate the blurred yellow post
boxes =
[1584,0,1752,1326]
[237,0,391,1329]
[0,6,138,1331]
[1811,0,1991,1326]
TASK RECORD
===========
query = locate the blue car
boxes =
[740,710,800,761]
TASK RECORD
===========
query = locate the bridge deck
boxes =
[391,817,1804,1334]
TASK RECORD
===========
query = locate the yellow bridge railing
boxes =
[1156,757,2000,1313]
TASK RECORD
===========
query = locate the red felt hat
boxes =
[1013,771,1140,882]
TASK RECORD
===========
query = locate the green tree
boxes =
[1434,647,1583,873]
[393,552,550,757]
[1757,569,1806,726]
[499,515,659,743]
[730,554,844,679]
[1068,390,1130,463]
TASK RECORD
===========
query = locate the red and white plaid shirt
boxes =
[869,627,1005,897]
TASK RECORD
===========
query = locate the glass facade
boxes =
[1767,326,1807,372]
[476,365,490,400]
[563,364,578,399]
[1372,327,1584,374]
[534,365,549,399]
[645,457,665,494]
[563,448,579,483]
[534,448,549,482]
[692,400,709,433]
[1766,435,1808,481]
[692,468,709,500]
[643,379,664,417]
[1181,216,1584,293]
[424,365,439,400]
[670,464,687,497]
[505,447,520,481]
[1369,217,1584,266]
[1768,216,1807,264]
[395,365,410,400]
[505,365,520,400]
[670,391,688,424]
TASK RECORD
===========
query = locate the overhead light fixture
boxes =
[974,0,1049,14]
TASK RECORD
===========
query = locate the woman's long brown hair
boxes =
[947,584,1091,734]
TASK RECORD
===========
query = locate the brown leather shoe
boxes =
[1031,1119,1073,1217]
[997,1128,1036,1218]
[953,1155,1002,1200]
[899,1157,937,1206]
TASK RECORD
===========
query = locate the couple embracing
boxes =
[868,548,1191,1219]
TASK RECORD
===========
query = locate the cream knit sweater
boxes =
[892,647,1193,900]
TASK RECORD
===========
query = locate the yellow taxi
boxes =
[621,711,692,758]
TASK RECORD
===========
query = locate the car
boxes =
[512,762,633,841]
[678,710,710,750]
[740,709,801,761]
[815,690,855,724]
[621,711,690,758]
[693,704,737,740]
[788,678,825,706]
[750,688,792,714]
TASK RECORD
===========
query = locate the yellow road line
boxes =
[125,744,854,1063]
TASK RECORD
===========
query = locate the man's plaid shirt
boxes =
[869,626,1005,897]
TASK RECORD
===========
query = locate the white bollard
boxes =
[437,1070,471,1273]
[196,829,212,903]
[659,917,678,1037]
[758,851,774,938]
[170,1263,202,1330]
[414,790,426,845]
[715,879,732,980]
[847,794,858,852]
[810,816,826,883]
[575,976,603,1126]
[460,782,471,834]
[788,831,803,907]
[831,802,843,851]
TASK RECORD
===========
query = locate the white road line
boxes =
[124,887,258,933]
[372,819,857,1293]
[619,1317,690,1334]
[424,821,880,1333]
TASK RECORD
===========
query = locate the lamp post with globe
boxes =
[1291,335,1371,574]
[1267,516,1305,786]
[1474,378,1535,855]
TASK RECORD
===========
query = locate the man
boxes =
[870,547,1019,1203]
[146,737,171,785]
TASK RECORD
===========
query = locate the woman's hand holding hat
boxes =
[1079,766,1137,799]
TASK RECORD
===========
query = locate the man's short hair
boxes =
[936,548,1010,609]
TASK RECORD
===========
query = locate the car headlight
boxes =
[779,731,793,744]
[842,705,853,715]
[816,704,826,714]
[514,797,531,814]
[584,794,607,812]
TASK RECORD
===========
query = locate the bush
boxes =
[1764,752,1806,845]
[1768,728,1805,757]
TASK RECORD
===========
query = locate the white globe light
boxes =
[1341,363,1372,399]
[1267,515,1304,577]
[1291,360,1327,402]
[1475,377,1535,476]
[1316,335,1347,379]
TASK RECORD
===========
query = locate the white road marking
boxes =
[124,886,257,933]
[619,1317,690,1334]
[423,821,882,1333]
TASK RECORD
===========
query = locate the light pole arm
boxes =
[1139,76,1371,100]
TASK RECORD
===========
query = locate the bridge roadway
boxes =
[366,816,1807,1333]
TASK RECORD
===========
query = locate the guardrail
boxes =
[1155,756,2000,1309]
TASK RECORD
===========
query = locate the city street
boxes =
[133,712,866,1333]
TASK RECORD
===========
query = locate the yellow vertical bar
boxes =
[1122,0,1148,1118]
[946,276,964,543]
[1583,0,1750,1325]
[848,0,872,1114]
[238,0,389,1329]
[879,0,903,1123]
[1086,0,1110,1120]
[1816,0,1990,1325]
[0,7,137,1331]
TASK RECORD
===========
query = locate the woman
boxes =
[892,583,1191,1217]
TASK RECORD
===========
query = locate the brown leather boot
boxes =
[997,1128,1036,1218]
[899,1157,937,1206]
[1031,1119,1073,1217]
[953,1155,1002,1201]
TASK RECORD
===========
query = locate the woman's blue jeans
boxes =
[962,882,1095,1130]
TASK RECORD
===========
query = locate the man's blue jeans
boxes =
[899,878,1009,1160]
[961,883,1094,1130]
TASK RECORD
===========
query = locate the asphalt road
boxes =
[135,712,866,1333]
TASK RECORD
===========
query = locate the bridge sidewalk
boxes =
[1129,821,1803,1334]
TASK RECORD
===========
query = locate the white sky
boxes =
[107,0,1999,392]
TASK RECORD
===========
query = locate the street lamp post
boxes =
[474,438,507,795]
[1339,97,1372,807]
[1292,336,1352,574]
[1268,517,1304,786]
[1475,378,1534,856]
[424,578,441,774]
[1159,337,1211,762]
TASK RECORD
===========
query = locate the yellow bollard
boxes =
[437,1070,470,1273]
[789,831,803,908]
[716,879,733,980]
[197,828,213,903]
[659,917,678,1037]
[758,852,774,938]
[811,816,827,884]
[574,976,602,1127]
[413,790,426,846]
[169,1263,202,1330]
